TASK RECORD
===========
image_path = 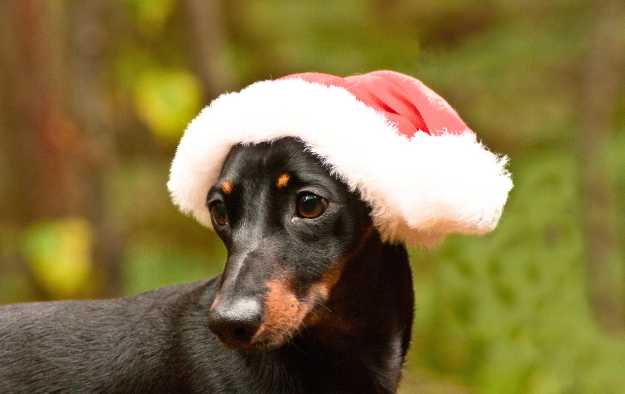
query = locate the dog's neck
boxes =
[174,233,413,393]
[284,233,415,392]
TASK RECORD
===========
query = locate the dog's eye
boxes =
[296,192,328,219]
[209,201,229,226]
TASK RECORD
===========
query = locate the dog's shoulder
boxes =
[0,279,220,392]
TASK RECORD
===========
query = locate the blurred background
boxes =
[1,0,624,393]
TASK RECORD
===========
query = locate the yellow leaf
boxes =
[21,218,93,298]
[133,69,202,144]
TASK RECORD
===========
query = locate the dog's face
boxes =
[206,137,372,350]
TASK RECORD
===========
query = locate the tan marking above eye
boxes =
[221,180,233,194]
[276,173,290,189]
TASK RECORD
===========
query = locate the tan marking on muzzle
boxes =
[252,266,345,346]
[276,173,290,189]
[253,277,307,346]
[253,225,376,346]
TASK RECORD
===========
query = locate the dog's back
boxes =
[0,281,217,393]
[1,267,412,394]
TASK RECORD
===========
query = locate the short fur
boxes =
[0,138,414,393]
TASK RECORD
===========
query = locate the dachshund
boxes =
[0,137,414,394]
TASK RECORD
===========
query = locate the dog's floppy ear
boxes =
[204,137,378,350]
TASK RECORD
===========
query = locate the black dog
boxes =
[0,137,414,393]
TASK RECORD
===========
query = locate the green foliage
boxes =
[20,218,94,298]
[407,148,625,393]
[0,274,33,304]
[133,68,202,143]
[125,0,175,35]
[123,239,223,295]
[235,0,422,79]
[415,17,585,149]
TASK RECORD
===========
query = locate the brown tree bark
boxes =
[0,0,84,299]
[4,1,85,220]
[0,1,125,299]
[182,0,233,99]
[68,1,124,297]
[578,0,625,334]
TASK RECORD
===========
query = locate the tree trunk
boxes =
[578,0,625,334]
[182,0,232,99]
[0,0,84,299]
[68,0,124,297]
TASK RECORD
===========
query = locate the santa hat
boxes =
[168,70,512,245]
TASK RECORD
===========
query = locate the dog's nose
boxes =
[208,297,262,347]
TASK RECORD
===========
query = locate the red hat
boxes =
[168,70,512,245]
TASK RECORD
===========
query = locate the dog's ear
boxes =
[205,137,376,350]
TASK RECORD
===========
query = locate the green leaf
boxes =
[133,69,202,144]
[125,0,175,36]
[21,218,93,298]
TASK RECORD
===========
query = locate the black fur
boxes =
[0,137,414,393]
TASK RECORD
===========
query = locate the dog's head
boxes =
[206,137,373,350]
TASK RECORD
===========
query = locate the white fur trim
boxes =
[168,78,513,245]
